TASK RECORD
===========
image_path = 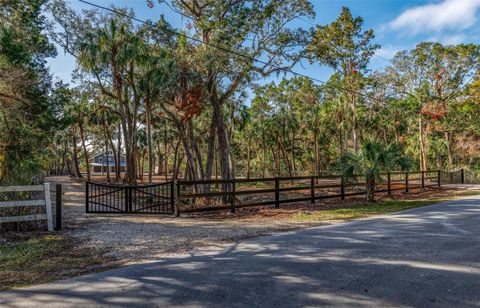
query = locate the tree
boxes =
[307,7,379,151]
[0,0,60,184]
[341,140,411,202]
[383,43,480,170]
[164,0,314,181]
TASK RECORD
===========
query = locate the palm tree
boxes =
[341,139,411,202]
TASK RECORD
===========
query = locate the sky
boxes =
[47,0,480,87]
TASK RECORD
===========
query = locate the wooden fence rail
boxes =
[0,183,54,231]
[173,170,452,216]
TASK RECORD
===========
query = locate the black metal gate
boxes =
[86,181,174,214]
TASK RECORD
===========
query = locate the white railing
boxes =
[0,183,53,231]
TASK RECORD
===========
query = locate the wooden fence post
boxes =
[231,179,236,213]
[387,172,391,196]
[275,177,280,209]
[43,183,53,232]
[437,170,441,187]
[461,169,465,184]
[421,171,425,190]
[170,181,175,213]
[405,172,409,193]
[55,184,62,231]
[340,176,345,201]
[310,176,315,204]
[174,181,181,217]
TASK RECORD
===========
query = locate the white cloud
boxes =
[428,33,467,45]
[388,0,480,35]
[375,45,404,59]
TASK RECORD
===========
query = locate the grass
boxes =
[292,190,480,222]
[0,234,116,291]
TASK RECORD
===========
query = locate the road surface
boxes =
[2,196,480,307]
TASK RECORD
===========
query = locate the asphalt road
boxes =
[2,196,480,307]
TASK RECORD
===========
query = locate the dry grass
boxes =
[292,190,480,222]
[0,234,118,291]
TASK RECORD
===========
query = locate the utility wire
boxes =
[78,0,389,104]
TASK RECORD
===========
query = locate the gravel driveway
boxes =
[46,177,321,262]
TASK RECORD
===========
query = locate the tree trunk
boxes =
[204,120,216,181]
[78,122,90,181]
[366,175,375,202]
[116,124,121,181]
[214,105,233,180]
[291,131,296,175]
[105,132,110,183]
[445,131,453,168]
[164,125,168,181]
[419,117,428,171]
[71,128,82,178]
[146,95,153,183]
[157,141,162,176]
[262,133,266,178]
[350,82,359,152]
[246,138,251,179]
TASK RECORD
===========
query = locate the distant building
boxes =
[90,151,126,173]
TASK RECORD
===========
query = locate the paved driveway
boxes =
[2,196,480,307]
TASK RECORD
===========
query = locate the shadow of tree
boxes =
[1,198,480,307]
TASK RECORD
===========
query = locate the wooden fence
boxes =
[0,183,54,231]
[173,170,448,216]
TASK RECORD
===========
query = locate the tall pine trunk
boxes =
[145,95,153,183]
[78,122,90,181]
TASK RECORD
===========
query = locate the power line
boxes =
[77,0,387,104]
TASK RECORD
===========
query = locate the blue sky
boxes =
[48,0,480,86]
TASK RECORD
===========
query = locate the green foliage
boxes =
[341,139,411,201]
[0,0,60,184]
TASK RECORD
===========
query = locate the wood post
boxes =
[55,184,62,231]
[231,179,236,213]
[461,169,465,184]
[421,171,425,190]
[310,176,315,204]
[174,181,181,217]
[437,170,441,187]
[43,183,53,232]
[387,172,391,196]
[340,176,345,201]
[275,177,280,209]
[170,181,175,213]
[405,172,409,193]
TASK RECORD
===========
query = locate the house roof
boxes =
[91,162,127,167]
